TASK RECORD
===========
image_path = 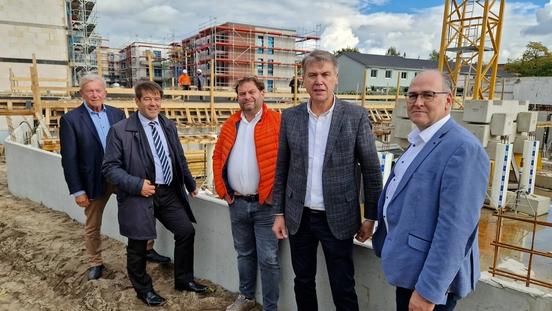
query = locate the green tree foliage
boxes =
[386,46,400,56]
[505,41,552,76]
[334,47,360,57]
[429,49,440,61]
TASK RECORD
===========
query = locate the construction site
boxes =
[1,0,552,310]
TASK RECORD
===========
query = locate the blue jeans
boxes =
[229,198,280,311]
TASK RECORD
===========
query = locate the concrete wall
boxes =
[0,0,69,91]
[4,138,552,310]
[510,77,552,106]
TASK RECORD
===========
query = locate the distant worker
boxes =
[59,75,170,282]
[178,69,191,91]
[371,70,490,311]
[289,76,301,102]
[213,76,281,311]
[102,81,208,307]
[194,69,205,101]
[272,50,382,310]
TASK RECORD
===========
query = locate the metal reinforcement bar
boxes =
[490,208,552,289]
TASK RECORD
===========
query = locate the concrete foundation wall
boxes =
[4,139,552,310]
[505,77,552,106]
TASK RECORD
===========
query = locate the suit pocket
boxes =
[407,233,431,253]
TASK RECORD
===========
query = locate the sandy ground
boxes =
[0,161,260,311]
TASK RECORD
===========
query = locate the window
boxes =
[401,72,407,79]
[257,58,264,75]
[257,35,264,54]
[385,70,392,79]
[267,36,274,54]
[267,59,274,76]
[370,69,377,77]
[154,68,162,77]
[267,80,274,92]
[153,50,161,58]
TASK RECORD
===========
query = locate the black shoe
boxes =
[146,249,171,263]
[175,281,210,294]
[87,265,104,280]
[137,290,166,307]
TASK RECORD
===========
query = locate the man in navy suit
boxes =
[370,70,490,311]
[60,75,168,281]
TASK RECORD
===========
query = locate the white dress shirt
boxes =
[382,114,450,230]
[304,97,336,211]
[138,112,173,185]
[227,109,262,195]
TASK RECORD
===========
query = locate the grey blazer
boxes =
[272,99,382,240]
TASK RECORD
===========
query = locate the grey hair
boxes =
[301,49,338,75]
[414,70,452,92]
[79,74,106,90]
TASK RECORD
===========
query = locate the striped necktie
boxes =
[149,121,172,185]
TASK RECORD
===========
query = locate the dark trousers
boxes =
[289,209,358,311]
[127,185,195,295]
[396,287,459,311]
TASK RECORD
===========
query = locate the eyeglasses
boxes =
[405,91,449,103]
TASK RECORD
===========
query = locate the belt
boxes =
[155,183,172,189]
[234,194,259,202]
[305,207,325,214]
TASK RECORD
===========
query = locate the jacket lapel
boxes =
[388,118,455,204]
[78,103,102,147]
[297,103,310,178]
[323,99,344,168]
[127,112,155,181]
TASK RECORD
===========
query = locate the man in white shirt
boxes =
[272,50,382,311]
[213,76,281,311]
[371,70,490,311]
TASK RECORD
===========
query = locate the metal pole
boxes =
[147,51,153,82]
[210,59,215,125]
[361,69,368,108]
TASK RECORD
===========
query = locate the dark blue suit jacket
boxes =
[60,103,125,200]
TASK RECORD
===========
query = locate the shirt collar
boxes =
[240,107,263,124]
[408,114,451,144]
[307,95,336,118]
[84,102,106,114]
[138,112,159,127]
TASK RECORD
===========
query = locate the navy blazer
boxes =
[372,118,490,304]
[60,103,125,200]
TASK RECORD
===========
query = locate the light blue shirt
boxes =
[382,114,451,230]
[138,113,173,185]
[84,102,110,150]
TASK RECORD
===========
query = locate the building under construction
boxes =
[179,22,319,91]
[119,42,172,87]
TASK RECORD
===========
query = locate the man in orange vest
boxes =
[213,76,281,311]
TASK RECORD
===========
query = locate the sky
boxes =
[95,0,552,62]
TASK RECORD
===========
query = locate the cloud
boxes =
[92,0,552,63]
[523,1,552,35]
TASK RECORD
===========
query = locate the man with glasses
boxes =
[371,70,490,311]
[102,81,208,306]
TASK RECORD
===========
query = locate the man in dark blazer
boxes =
[371,70,489,311]
[272,50,382,311]
[102,81,208,307]
[60,74,125,280]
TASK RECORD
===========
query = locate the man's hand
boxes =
[272,215,288,239]
[409,290,435,311]
[74,193,90,208]
[355,220,375,242]
[141,179,156,197]
[224,193,234,205]
[190,188,198,198]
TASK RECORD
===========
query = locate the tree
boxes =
[505,41,552,76]
[334,47,360,57]
[429,49,440,61]
[386,47,400,56]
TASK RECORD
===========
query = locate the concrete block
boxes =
[536,173,552,189]
[450,110,466,127]
[490,113,515,136]
[464,123,490,147]
[513,134,530,154]
[517,112,538,133]
[463,100,524,123]
[393,99,408,118]
[486,139,500,160]
[506,192,550,216]
[392,117,415,139]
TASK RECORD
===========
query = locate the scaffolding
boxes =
[66,0,102,86]
[438,0,505,100]
[180,22,320,90]
[119,42,173,88]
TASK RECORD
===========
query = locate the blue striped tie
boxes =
[149,121,172,185]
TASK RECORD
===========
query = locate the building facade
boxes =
[119,42,172,88]
[179,22,319,92]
